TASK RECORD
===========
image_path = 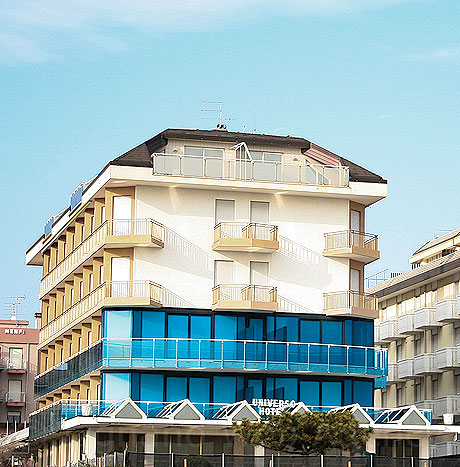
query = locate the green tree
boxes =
[234,411,372,456]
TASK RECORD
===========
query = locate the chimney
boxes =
[34,312,42,330]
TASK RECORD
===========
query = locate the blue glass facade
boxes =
[101,308,379,409]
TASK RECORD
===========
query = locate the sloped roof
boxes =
[110,128,386,184]
[412,228,460,256]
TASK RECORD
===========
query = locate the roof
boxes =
[412,228,460,256]
[110,128,387,184]
[367,250,460,298]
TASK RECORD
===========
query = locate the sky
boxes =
[1,0,459,322]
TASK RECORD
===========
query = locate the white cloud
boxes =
[0,0,422,64]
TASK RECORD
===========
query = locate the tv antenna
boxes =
[201,101,235,129]
[4,296,25,321]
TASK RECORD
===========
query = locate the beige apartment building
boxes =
[0,317,39,435]
[371,228,460,456]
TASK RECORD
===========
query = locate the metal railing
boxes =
[324,291,378,313]
[214,222,278,242]
[212,284,277,305]
[6,359,27,370]
[5,392,26,403]
[40,281,162,344]
[324,230,378,252]
[102,337,387,376]
[40,219,163,297]
[152,153,349,187]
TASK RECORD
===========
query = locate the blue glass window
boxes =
[103,373,130,401]
[274,317,298,342]
[245,379,263,401]
[300,320,320,343]
[215,315,237,340]
[105,310,132,338]
[190,316,211,339]
[245,318,264,340]
[142,311,165,338]
[273,378,297,400]
[322,381,342,407]
[353,321,373,347]
[322,321,342,344]
[299,381,320,407]
[140,374,164,402]
[168,315,188,338]
[189,377,210,403]
[213,376,243,403]
[353,380,373,407]
[166,377,187,402]
[343,379,352,405]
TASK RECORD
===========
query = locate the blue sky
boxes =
[1,0,459,321]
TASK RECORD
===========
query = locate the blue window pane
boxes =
[140,374,164,402]
[344,379,352,405]
[275,317,298,342]
[300,321,320,343]
[189,377,210,403]
[166,377,187,402]
[299,381,320,407]
[190,316,211,339]
[353,320,373,347]
[322,321,342,345]
[105,310,132,338]
[168,315,188,338]
[322,381,342,407]
[103,373,130,401]
[266,378,275,399]
[353,380,373,407]
[245,319,264,341]
[267,317,275,341]
[215,315,237,340]
[344,320,353,345]
[142,311,165,338]
[274,378,297,400]
[245,379,263,401]
[213,376,237,403]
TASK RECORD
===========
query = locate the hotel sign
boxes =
[4,329,25,335]
[252,398,296,415]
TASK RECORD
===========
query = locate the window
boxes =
[299,381,320,406]
[397,385,403,406]
[79,281,84,299]
[70,289,74,306]
[78,337,82,352]
[215,199,235,224]
[8,380,22,401]
[397,343,403,361]
[250,201,269,224]
[60,348,64,363]
[431,330,438,352]
[9,348,23,369]
[185,147,224,159]
[90,216,95,233]
[415,381,422,401]
[99,265,104,285]
[89,274,94,292]
[105,310,132,339]
[101,206,106,224]
[87,331,92,346]
[86,388,91,401]
[61,294,66,312]
[350,268,361,293]
[322,381,342,406]
[432,376,438,399]
[415,337,422,355]
[350,209,361,232]
[250,151,282,162]
[166,377,187,402]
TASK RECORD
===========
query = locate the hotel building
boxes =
[25,127,436,464]
[372,229,460,457]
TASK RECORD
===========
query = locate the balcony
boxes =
[40,218,164,298]
[323,291,378,319]
[397,314,416,335]
[414,354,440,375]
[397,358,414,379]
[212,223,279,253]
[40,281,162,346]
[379,320,399,341]
[387,363,400,383]
[415,400,436,415]
[5,392,26,407]
[35,342,103,398]
[414,307,439,330]
[212,284,278,312]
[435,396,460,418]
[323,230,379,264]
[436,347,459,369]
[102,338,387,378]
[152,153,350,188]
[436,298,459,322]
[6,359,27,373]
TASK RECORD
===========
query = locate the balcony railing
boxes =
[323,231,379,264]
[323,291,378,319]
[102,338,387,377]
[397,314,415,335]
[152,153,350,187]
[40,281,162,345]
[435,395,460,418]
[5,392,26,404]
[414,307,438,330]
[414,354,439,375]
[436,347,459,369]
[212,284,278,311]
[213,222,279,252]
[378,320,399,341]
[40,219,164,298]
[35,341,103,398]
[436,298,459,322]
[6,359,27,371]
[397,358,414,379]
[386,363,400,383]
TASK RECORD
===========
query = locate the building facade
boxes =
[372,229,460,457]
[0,317,39,435]
[25,127,419,464]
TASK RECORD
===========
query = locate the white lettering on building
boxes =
[4,329,25,335]
[251,398,296,415]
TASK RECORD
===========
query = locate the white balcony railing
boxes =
[5,392,26,403]
[397,314,415,335]
[152,153,350,187]
[436,347,459,369]
[212,284,278,306]
[387,363,400,383]
[40,219,164,298]
[6,359,27,370]
[436,298,459,322]
[323,291,378,314]
[414,307,438,330]
[397,358,414,379]
[379,320,398,341]
[324,230,378,252]
[214,222,278,242]
[435,396,460,418]
[414,354,439,375]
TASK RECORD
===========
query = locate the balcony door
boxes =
[250,201,269,224]
[351,268,361,293]
[215,199,235,225]
[351,209,361,232]
[8,380,22,401]
[112,196,132,235]
[9,348,23,369]
[111,257,130,297]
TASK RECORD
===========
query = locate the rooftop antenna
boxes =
[3,296,25,321]
[201,101,235,130]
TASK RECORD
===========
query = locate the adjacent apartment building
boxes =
[0,317,39,435]
[25,126,440,465]
[371,229,460,456]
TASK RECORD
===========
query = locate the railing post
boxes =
[327,345,330,373]
[171,452,174,467]
[221,340,224,369]
[175,339,178,368]
[346,346,349,374]
[286,342,289,371]
[243,340,246,369]
[320,454,324,467]
[221,452,225,467]
[265,341,268,370]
